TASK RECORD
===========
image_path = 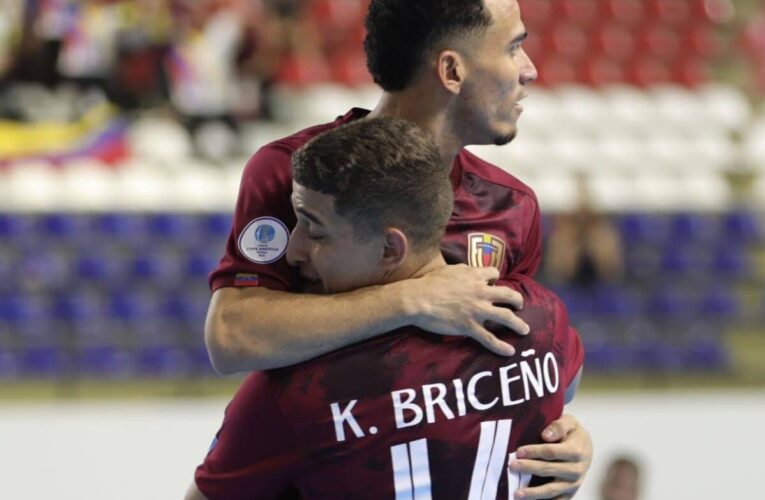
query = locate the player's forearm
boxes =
[205,283,414,373]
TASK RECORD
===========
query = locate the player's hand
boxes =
[509,414,593,499]
[404,264,529,356]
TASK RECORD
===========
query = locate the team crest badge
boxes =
[468,233,506,270]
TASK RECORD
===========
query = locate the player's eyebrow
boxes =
[295,207,324,227]
[509,31,528,46]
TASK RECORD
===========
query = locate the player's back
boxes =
[264,278,582,499]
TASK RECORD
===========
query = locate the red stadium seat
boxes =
[639,25,682,61]
[582,57,627,86]
[627,57,672,86]
[550,24,590,59]
[647,0,692,26]
[592,24,637,61]
[601,0,645,26]
[537,56,578,86]
[686,25,723,58]
[673,57,710,87]
[519,0,553,29]
[560,0,602,28]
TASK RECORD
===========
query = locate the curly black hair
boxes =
[364,0,492,91]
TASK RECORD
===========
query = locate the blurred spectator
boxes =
[600,455,641,500]
[545,176,624,288]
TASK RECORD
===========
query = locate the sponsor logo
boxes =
[238,217,289,264]
[467,233,506,270]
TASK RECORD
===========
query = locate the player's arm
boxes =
[206,264,529,373]
[505,284,589,499]
[192,373,301,499]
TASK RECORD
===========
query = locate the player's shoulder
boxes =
[457,148,538,201]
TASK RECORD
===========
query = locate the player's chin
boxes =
[493,129,517,146]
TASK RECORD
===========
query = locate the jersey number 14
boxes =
[390,419,531,500]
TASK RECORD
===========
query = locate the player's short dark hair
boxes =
[292,118,453,251]
[364,0,493,91]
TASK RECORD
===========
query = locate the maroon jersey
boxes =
[195,276,584,499]
[209,108,542,292]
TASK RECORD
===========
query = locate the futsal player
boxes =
[187,118,584,500]
[204,0,592,495]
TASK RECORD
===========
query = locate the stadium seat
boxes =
[646,287,693,319]
[94,213,150,247]
[21,346,72,378]
[710,245,750,278]
[0,349,20,379]
[592,286,643,319]
[669,213,719,245]
[723,210,762,244]
[108,290,159,324]
[75,252,126,285]
[186,250,220,279]
[602,0,646,26]
[136,345,192,377]
[697,287,740,319]
[78,346,134,378]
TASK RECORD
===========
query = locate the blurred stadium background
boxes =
[0,0,763,498]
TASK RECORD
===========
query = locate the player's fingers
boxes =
[473,265,500,283]
[540,414,577,442]
[515,442,582,463]
[509,458,580,481]
[514,480,578,499]
[487,286,524,310]
[482,306,530,335]
[467,323,515,356]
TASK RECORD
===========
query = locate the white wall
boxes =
[0,391,763,499]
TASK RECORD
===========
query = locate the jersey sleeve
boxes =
[195,372,304,500]
[208,143,299,293]
[510,190,542,278]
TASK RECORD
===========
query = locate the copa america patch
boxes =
[467,233,506,270]
[238,217,289,264]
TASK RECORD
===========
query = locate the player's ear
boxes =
[436,50,466,95]
[381,228,409,269]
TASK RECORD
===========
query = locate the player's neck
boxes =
[369,91,463,169]
[389,252,447,284]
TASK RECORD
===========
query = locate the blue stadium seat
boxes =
[203,213,233,239]
[21,346,72,377]
[78,346,135,377]
[0,295,50,327]
[659,246,707,276]
[0,349,20,379]
[632,339,684,372]
[75,252,126,285]
[147,214,200,245]
[136,345,193,377]
[93,213,150,247]
[161,293,208,324]
[646,288,693,319]
[618,213,669,246]
[37,213,91,244]
[723,210,762,245]
[592,285,643,319]
[129,252,182,286]
[0,213,34,242]
[697,288,739,319]
[186,250,220,279]
[669,212,719,246]
[20,250,71,290]
[710,245,750,278]
[108,290,159,323]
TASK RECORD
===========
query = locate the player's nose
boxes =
[519,48,538,85]
[286,227,308,266]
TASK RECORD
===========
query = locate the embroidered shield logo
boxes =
[468,233,506,270]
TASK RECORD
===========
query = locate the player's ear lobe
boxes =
[381,228,408,268]
[437,51,465,94]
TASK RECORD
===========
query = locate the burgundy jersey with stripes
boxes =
[195,276,584,499]
[209,108,543,292]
